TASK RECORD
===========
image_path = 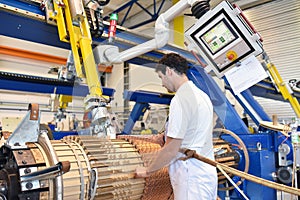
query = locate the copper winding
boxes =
[29,103,39,120]
[213,137,240,186]
[118,135,174,200]
[214,128,250,191]
[119,134,242,198]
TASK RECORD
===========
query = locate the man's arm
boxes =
[135,136,183,177]
[151,132,165,146]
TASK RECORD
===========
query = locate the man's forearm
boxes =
[146,137,182,174]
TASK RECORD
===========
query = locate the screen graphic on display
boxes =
[200,20,237,55]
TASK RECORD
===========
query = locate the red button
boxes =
[227,54,235,60]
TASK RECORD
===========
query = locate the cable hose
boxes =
[97,0,110,6]
[94,10,104,38]
[214,128,250,191]
[191,0,210,19]
[85,8,104,38]
[181,148,300,196]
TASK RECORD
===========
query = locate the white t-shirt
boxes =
[167,81,214,159]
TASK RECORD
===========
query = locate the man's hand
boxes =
[135,166,149,178]
[151,133,165,147]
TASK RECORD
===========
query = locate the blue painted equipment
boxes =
[122,90,173,134]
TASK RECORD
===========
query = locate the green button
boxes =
[110,13,118,21]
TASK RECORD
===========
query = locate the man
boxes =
[135,53,217,199]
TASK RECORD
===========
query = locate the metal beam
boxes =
[0,71,115,97]
[0,4,198,66]
[104,0,167,29]
[0,10,70,49]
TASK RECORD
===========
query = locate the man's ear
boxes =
[166,67,172,76]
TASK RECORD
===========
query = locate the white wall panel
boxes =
[106,63,125,108]
[244,0,300,81]
[129,64,165,93]
[243,0,300,121]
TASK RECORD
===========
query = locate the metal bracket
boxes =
[6,104,40,149]
[278,143,291,166]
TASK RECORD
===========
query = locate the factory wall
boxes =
[129,64,165,93]
[106,63,125,109]
[243,0,300,121]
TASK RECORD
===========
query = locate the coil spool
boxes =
[51,139,90,199]
[213,138,240,184]
[28,136,145,199]
[24,135,238,199]
[119,135,173,200]
[64,136,145,200]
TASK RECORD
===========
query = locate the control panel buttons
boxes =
[226,50,238,61]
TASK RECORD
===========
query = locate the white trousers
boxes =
[169,157,217,200]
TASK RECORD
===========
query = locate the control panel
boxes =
[185,1,263,78]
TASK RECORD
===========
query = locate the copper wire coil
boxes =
[25,134,237,199]
[118,135,173,200]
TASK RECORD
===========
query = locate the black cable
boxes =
[191,0,210,19]
[94,9,104,38]
[97,0,110,6]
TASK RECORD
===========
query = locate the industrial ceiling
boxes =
[102,0,275,29]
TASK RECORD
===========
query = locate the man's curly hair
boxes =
[156,53,189,75]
